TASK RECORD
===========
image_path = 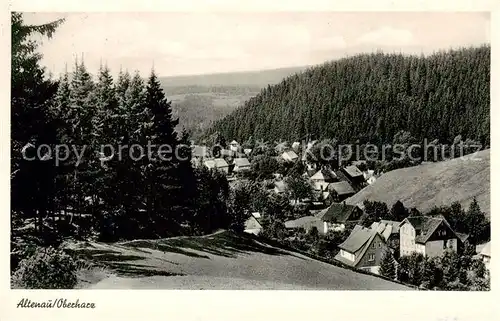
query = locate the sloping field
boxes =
[66,231,409,290]
[347,150,490,216]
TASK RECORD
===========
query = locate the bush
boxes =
[11,246,78,289]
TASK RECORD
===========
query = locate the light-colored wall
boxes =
[425,238,458,257]
[325,222,345,233]
[340,249,356,262]
[313,181,329,191]
[400,222,416,257]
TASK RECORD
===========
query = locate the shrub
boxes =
[12,246,78,289]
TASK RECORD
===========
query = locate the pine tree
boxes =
[11,13,64,236]
[379,249,396,280]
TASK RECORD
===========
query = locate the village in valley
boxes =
[189,138,491,283]
[10,12,491,292]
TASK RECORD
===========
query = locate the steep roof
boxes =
[230,140,239,145]
[317,203,361,223]
[336,225,384,267]
[402,216,456,244]
[281,150,298,160]
[285,216,322,229]
[344,165,363,178]
[205,158,229,169]
[328,181,355,195]
[370,220,400,241]
[234,157,251,167]
[244,216,262,230]
[310,169,337,181]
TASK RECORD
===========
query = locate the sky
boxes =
[23,12,491,78]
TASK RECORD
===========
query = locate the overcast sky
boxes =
[23,12,490,77]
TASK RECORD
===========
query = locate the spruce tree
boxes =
[379,249,396,280]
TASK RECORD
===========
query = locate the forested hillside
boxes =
[206,46,490,145]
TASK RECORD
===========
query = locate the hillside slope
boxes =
[346,149,490,216]
[206,45,490,145]
[68,231,408,290]
[159,66,308,87]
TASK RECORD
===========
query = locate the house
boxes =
[399,216,459,258]
[229,140,240,152]
[243,148,252,156]
[233,157,251,173]
[370,220,401,250]
[244,212,263,235]
[310,168,337,192]
[275,142,289,154]
[327,181,356,202]
[292,141,301,152]
[478,242,490,271]
[281,150,299,162]
[315,202,364,232]
[285,216,323,233]
[204,158,229,174]
[342,165,365,185]
[274,181,287,194]
[334,224,389,275]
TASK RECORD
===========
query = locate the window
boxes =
[378,242,382,248]
[373,242,376,248]
[368,254,375,261]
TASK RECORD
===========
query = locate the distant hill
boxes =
[206,45,490,146]
[159,65,308,88]
[159,66,308,139]
[346,149,490,217]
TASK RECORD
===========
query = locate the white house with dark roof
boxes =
[334,224,389,275]
[399,216,459,258]
[229,140,240,152]
[310,168,337,192]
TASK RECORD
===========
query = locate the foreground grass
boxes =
[64,231,409,290]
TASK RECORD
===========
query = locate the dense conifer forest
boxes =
[206,46,490,146]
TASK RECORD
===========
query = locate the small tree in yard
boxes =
[379,249,396,280]
[285,176,313,204]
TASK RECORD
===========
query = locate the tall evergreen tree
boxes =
[379,249,397,280]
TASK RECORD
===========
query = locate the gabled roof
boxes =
[285,216,322,229]
[336,225,384,267]
[370,220,400,241]
[230,140,239,145]
[402,216,457,244]
[455,232,469,243]
[204,158,229,169]
[328,181,355,195]
[281,150,298,160]
[310,169,337,181]
[234,157,251,167]
[317,203,362,223]
[344,165,363,178]
[243,148,252,155]
[244,216,262,230]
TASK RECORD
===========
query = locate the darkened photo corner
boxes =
[11,12,490,290]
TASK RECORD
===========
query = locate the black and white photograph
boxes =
[9,9,491,294]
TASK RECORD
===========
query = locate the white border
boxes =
[1,1,498,320]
